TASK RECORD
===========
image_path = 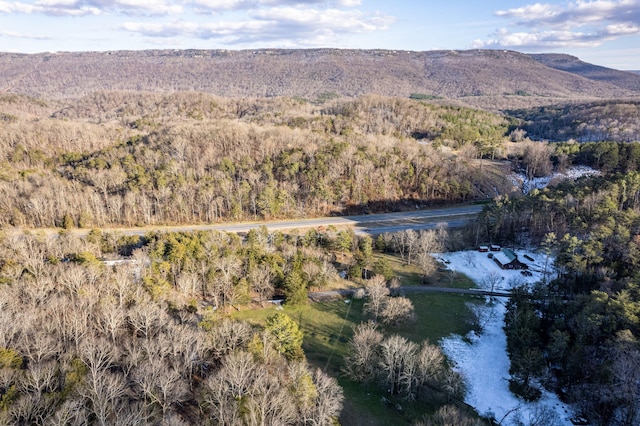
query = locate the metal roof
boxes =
[502,248,516,261]
[493,251,512,265]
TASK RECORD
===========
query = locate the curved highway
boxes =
[15,204,484,237]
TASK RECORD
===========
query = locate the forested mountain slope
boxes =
[1,49,639,110]
[0,93,517,229]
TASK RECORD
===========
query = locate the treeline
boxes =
[509,139,640,178]
[508,101,640,143]
[571,141,640,173]
[0,93,514,228]
[479,169,640,424]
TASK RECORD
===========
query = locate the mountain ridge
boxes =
[1,48,639,110]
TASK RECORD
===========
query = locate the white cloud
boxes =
[122,4,393,45]
[121,21,202,37]
[1,0,364,17]
[0,1,36,13]
[473,28,606,49]
[1,0,392,49]
[477,0,640,49]
[0,29,52,39]
[496,0,640,27]
[251,6,392,32]
[0,0,182,16]
[111,0,183,15]
[190,0,363,13]
[495,3,563,22]
[606,22,640,35]
[190,0,252,12]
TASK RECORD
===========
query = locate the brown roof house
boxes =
[493,248,528,270]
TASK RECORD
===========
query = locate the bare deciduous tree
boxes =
[244,367,297,426]
[343,321,383,382]
[133,356,188,420]
[416,252,437,283]
[175,270,199,300]
[111,264,137,307]
[521,141,553,179]
[415,404,486,426]
[308,368,344,426]
[364,275,389,320]
[202,376,243,425]
[79,371,127,426]
[610,331,640,425]
[79,337,117,385]
[379,334,418,396]
[48,399,90,426]
[8,392,56,425]
[19,360,58,395]
[380,296,416,326]
[20,331,61,365]
[212,255,242,307]
[249,263,275,305]
[209,319,253,360]
[128,299,167,340]
[96,301,126,344]
[441,369,465,402]
[414,341,446,390]
[483,270,502,295]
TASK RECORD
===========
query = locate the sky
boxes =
[1,0,639,70]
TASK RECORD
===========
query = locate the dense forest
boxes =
[0,227,349,425]
[3,90,636,231]
[508,101,640,143]
[0,93,515,229]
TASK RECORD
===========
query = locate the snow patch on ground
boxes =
[435,250,575,425]
[509,165,601,194]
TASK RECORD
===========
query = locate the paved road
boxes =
[27,204,483,237]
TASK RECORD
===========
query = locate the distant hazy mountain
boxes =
[1,49,639,110]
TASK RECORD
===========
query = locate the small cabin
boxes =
[490,244,501,252]
[493,248,528,270]
[478,245,489,252]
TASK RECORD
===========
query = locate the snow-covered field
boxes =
[509,165,601,194]
[434,249,576,425]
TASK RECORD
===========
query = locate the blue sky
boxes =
[1,0,639,70]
